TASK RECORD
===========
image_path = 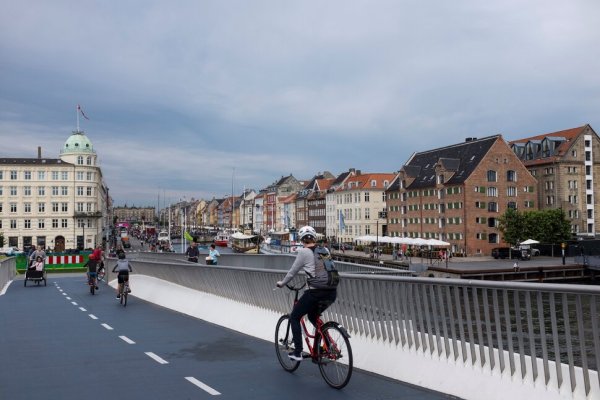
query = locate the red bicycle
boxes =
[275,283,353,389]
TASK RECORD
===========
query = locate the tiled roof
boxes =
[0,158,72,165]
[403,135,500,189]
[339,173,395,191]
[508,125,591,166]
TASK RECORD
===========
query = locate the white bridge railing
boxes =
[122,257,599,399]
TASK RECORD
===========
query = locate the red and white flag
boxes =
[77,104,90,120]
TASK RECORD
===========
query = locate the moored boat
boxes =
[214,231,230,247]
[230,232,261,254]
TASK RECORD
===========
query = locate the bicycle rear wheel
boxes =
[90,283,95,295]
[274,315,300,372]
[316,322,353,389]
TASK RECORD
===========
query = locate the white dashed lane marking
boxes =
[89,314,98,320]
[145,352,169,364]
[79,307,87,312]
[101,323,114,330]
[185,377,221,395]
[66,297,71,300]
[119,336,135,344]
[71,301,78,306]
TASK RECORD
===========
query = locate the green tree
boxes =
[497,208,525,246]
[499,208,570,245]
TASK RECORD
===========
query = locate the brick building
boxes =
[509,124,600,237]
[387,135,537,256]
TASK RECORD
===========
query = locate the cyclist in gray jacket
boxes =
[111,252,132,299]
[277,225,337,361]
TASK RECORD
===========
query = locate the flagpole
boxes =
[76,105,80,132]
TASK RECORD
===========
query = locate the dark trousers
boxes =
[290,289,337,354]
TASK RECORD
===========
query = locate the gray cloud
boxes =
[1,0,599,204]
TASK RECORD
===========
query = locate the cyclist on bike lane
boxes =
[276,225,337,361]
[112,252,133,299]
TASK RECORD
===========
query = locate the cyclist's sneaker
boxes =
[116,295,120,299]
[288,352,303,362]
[95,286,99,290]
[127,288,131,293]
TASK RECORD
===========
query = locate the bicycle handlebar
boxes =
[285,283,306,291]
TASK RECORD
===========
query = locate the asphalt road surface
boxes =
[1,274,452,400]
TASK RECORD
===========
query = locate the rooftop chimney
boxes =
[37,146,42,159]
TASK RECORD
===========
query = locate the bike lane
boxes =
[1,274,452,400]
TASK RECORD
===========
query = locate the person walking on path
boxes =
[185,241,200,263]
[208,244,220,265]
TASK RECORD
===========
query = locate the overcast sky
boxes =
[1,1,599,207]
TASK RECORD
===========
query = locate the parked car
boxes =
[491,247,518,259]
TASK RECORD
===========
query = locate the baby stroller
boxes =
[25,257,47,287]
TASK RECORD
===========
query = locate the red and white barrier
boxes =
[45,255,83,265]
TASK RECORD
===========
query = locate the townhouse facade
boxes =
[0,131,110,251]
[113,206,155,224]
[509,125,600,237]
[330,172,396,244]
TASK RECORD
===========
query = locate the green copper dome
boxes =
[61,131,95,154]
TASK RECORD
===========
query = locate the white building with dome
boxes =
[0,130,110,252]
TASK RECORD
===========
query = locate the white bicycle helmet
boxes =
[298,225,317,241]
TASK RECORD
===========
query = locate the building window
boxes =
[487,187,498,197]
[51,171,59,180]
[77,186,84,196]
[77,156,84,165]
[487,170,497,182]
[24,203,31,213]
[488,202,498,212]
[10,171,17,180]
[51,186,59,196]
[10,186,17,196]
[24,186,31,196]
[24,171,31,180]
[52,202,59,212]
[507,187,516,196]
[38,219,45,229]
[61,186,68,196]
[506,170,516,182]
[61,171,68,180]
[488,233,499,243]
[10,203,17,213]
[545,181,554,190]
[10,220,17,229]
[38,203,45,212]
[87,187,93,196]
[38,186,45,196]
[38,171,45,180]
[61,202,68,212]
[52,219,59,228]
[86,172,93,181]
[86,156,92,165]
[364,192,370,202]
[546,196,555,205]
[24,219,31,229]
[507,201,517,209]
[61,219,68,228]
[76,171,84,180]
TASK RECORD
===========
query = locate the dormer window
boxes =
[371,180,377,187]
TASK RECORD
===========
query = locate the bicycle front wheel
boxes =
[274,315,300,372]
[316,322,353,389]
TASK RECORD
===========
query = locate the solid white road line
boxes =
[79,307,87,312]
[145,352,169,364]
[185,377,221,395]
[119,336,136,344]
[89,314,98,320]
[0,280,12,296]
[101,323,114,330]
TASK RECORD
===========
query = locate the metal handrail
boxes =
[129,259,599,397]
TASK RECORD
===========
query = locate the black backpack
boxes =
[310,246,340,288]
